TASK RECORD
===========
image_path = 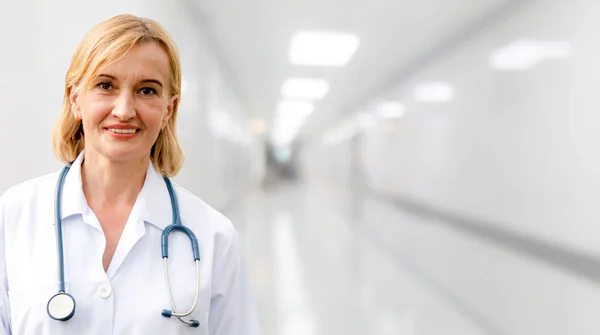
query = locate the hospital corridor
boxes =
[2,0,600,334]
[226,179,496,335]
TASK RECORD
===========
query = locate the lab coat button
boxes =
[98,284,112,298]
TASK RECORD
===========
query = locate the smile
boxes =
[107,128,138,134]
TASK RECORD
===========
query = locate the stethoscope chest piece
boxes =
[47,292,76,321]
[48,165,200,327]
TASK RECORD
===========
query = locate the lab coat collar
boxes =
[60,151,87,220]
[138,159,173,230]
[60,150,173,230]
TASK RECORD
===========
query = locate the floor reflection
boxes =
[225,182,490,335]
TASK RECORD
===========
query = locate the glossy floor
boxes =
[226,181,491,335]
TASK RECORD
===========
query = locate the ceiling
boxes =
[189,0,522,143]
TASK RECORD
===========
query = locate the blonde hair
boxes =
[52,14,184,177]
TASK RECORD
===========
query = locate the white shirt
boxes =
[0,152,260,335]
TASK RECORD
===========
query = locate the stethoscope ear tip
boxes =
[190,320,200,328]
[161,309,173,318]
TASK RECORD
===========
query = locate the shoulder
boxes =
[171,182,239,244]
[0,171,59,236]
[0,171,60,210]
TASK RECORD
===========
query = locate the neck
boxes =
[81,151,149,207]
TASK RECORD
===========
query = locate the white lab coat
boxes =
[0,152,260,335]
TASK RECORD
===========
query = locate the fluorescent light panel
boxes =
[281,78,330,100]
[413,82,454,103]
[289,31,360,66]
[273,117,306,131]
[181,76,188,93]
[376,102,406,118]
[277,100,315,117]
[269,126,301,147]
[269,100,315,147]
[490,39,573,71]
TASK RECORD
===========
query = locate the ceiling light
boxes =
[181,76,188,93]
[269,127,300,148]
[281,78,330,100]
[490,39,573,71]
[413,82,454,103]
[268,101,314,147]
[376,102,406,118]
[289,31,360,66]
[277,100,315,118]
[273,117,307,132]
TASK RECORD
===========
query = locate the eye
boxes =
[139,87,157,96]
[96,82,113,90]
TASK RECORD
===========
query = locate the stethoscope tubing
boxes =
[54,166,71,293]
[50,164,201,328]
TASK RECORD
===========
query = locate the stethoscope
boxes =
[46,164,202,328]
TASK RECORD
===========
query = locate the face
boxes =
[70,42,178,164]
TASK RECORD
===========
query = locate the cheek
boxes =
[78,96,168,130]
[81,101,112,128]
[138,101,168,129]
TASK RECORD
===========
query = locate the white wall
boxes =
[0,0,264,209]
[359,0,594,255]
[306,0,600,333]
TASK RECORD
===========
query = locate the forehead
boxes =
[98,42,171,80]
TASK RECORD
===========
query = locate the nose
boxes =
[111,92,136,120]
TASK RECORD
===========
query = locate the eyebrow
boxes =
[140,79,163,88]
[97,74,118,81]
[96,74,163,88]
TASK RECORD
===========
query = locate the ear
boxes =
[163,94,179,128]
[69,87,80,119]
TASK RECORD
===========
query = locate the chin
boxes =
[99,146,151,163]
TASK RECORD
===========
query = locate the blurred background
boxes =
[2,0,600,333]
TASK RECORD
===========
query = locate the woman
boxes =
[0,14,260,334]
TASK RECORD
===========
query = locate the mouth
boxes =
[105,128,139,134]
[104,126,141,139]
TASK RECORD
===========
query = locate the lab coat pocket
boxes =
[8,281,67,335]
